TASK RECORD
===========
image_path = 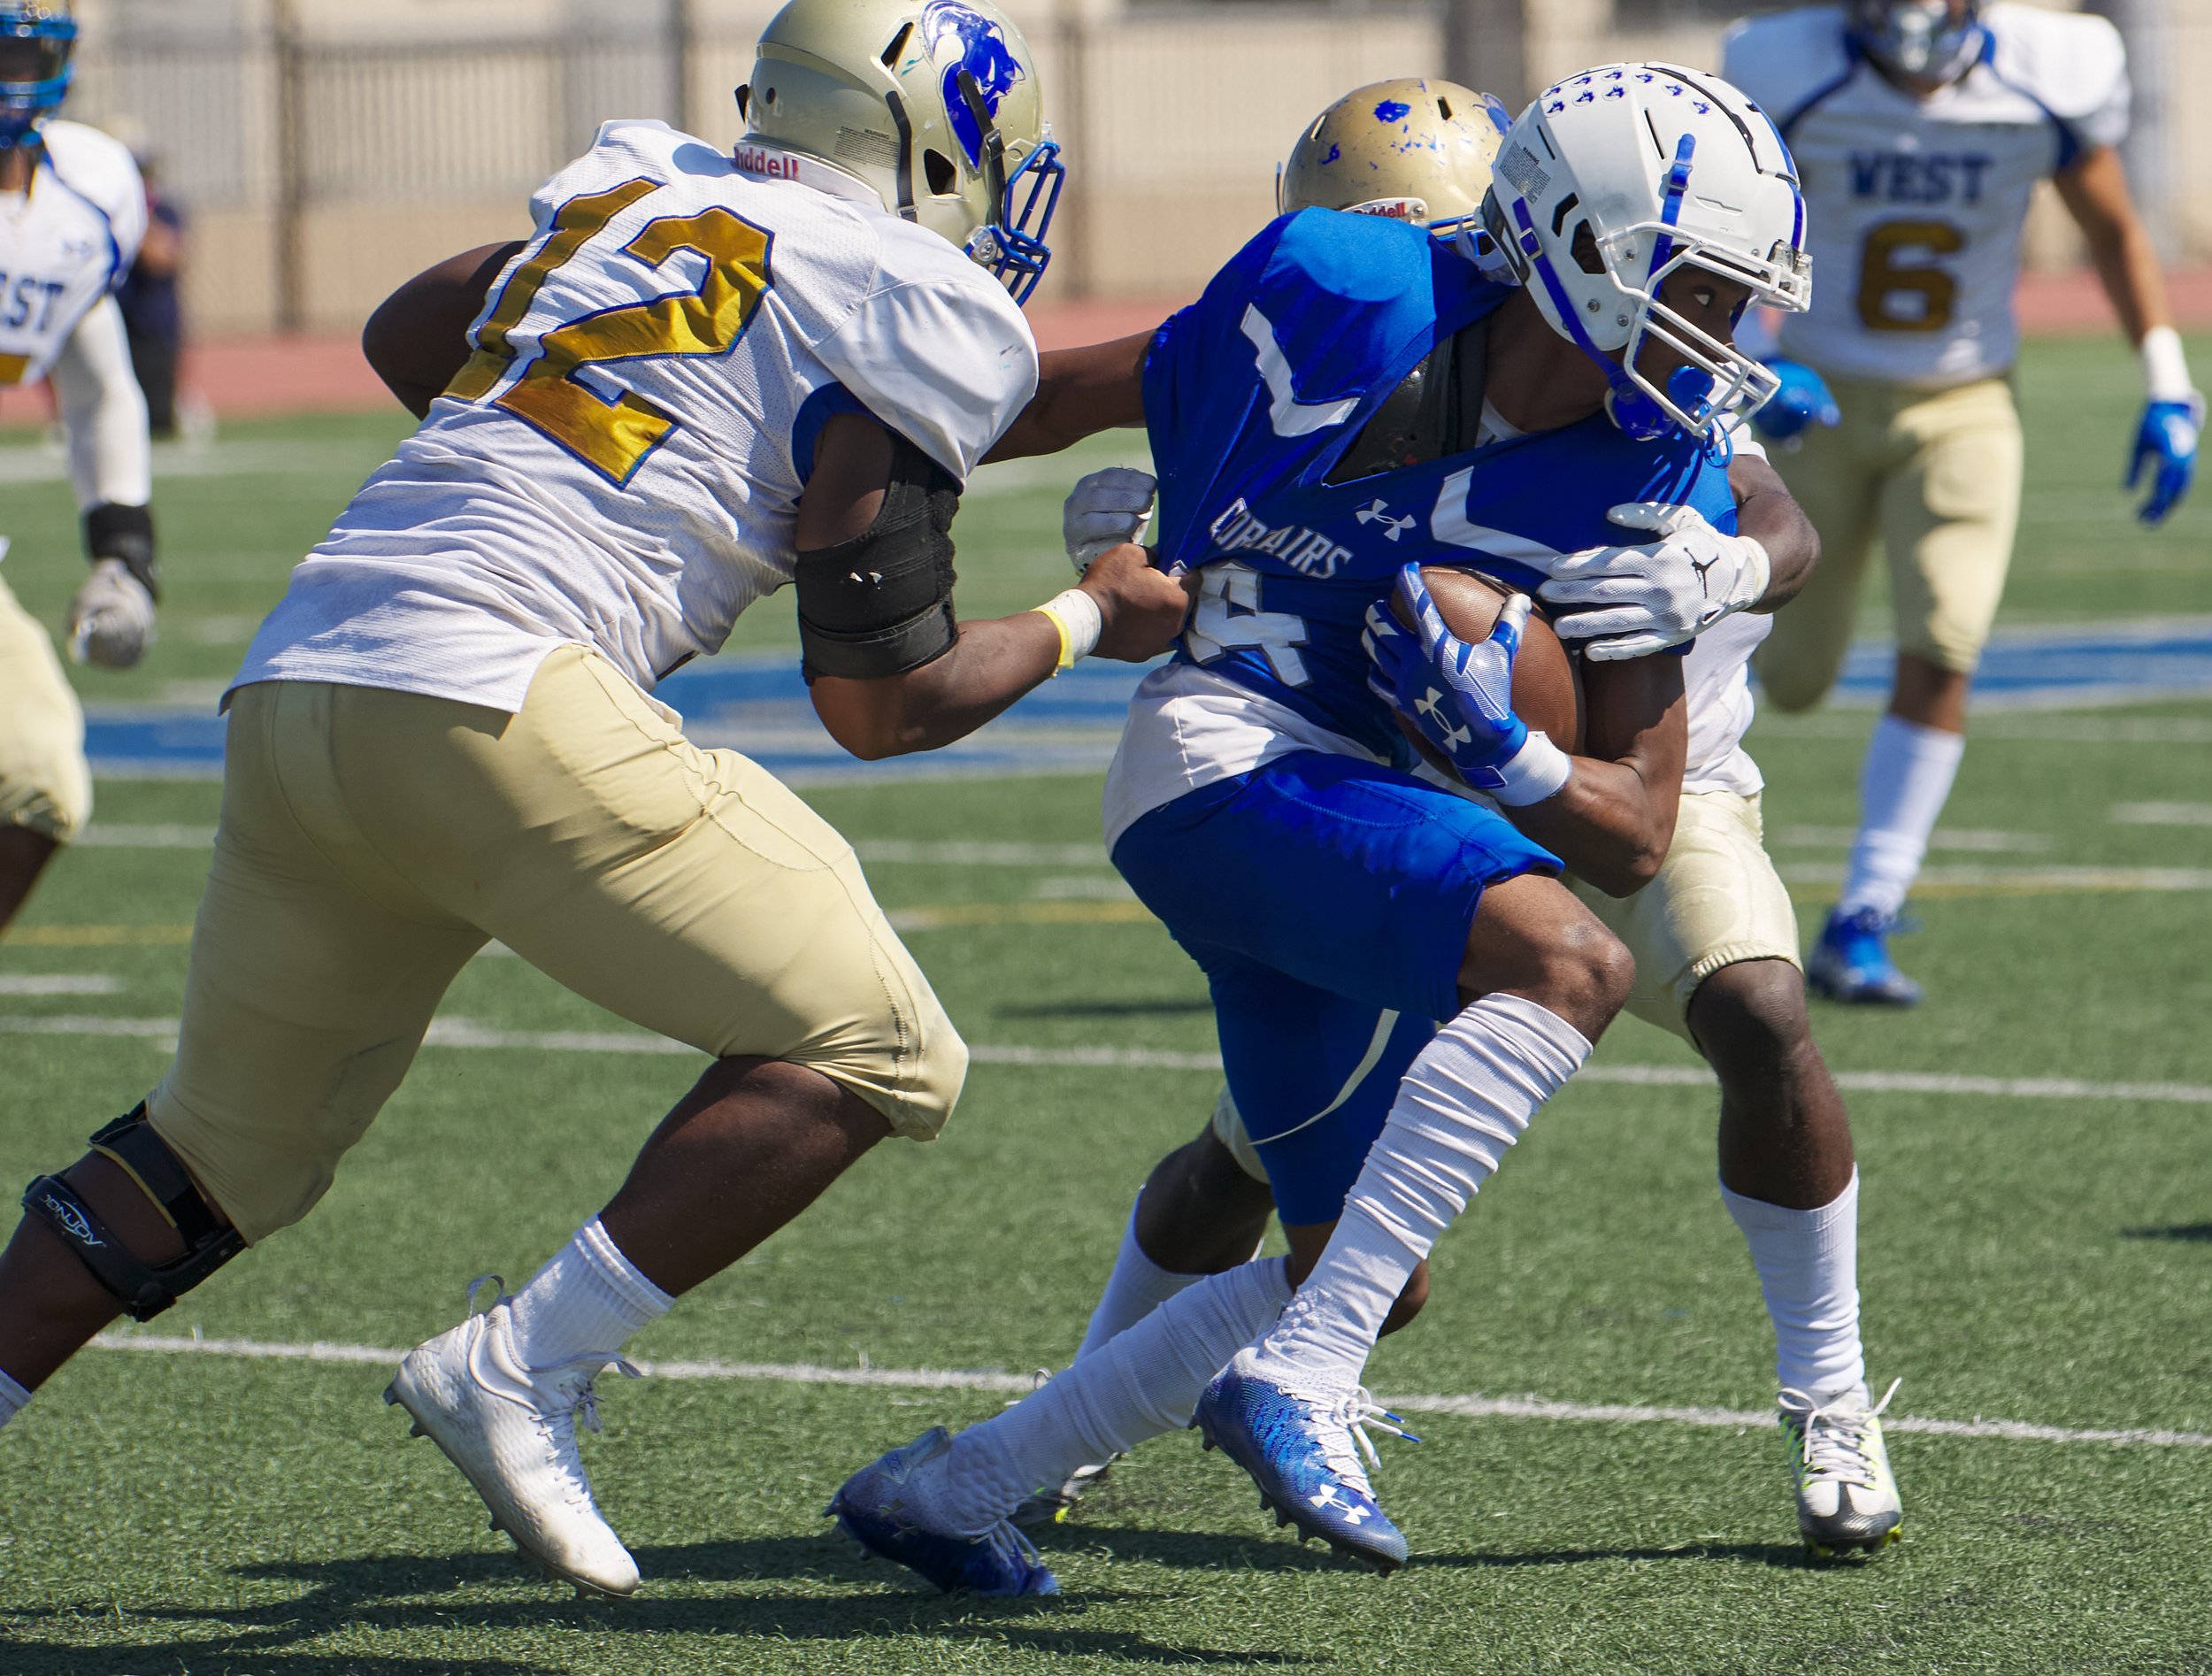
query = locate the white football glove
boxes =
[1062,466,1157,574]
[1539,502,1771,662]
[66,558,157,669]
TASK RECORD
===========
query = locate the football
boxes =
[1388,567,1585,776]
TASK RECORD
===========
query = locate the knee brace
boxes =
[23,1106,244,1321]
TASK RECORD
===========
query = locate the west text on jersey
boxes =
[1847,151,1995,206]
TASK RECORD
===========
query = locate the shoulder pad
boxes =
[1721,6,1855,121]
[38,120,143,225]
[1986,4,2128,126]
[1221,209,1475,418]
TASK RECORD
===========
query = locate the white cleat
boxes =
[385,1280,642,1598]
[1780,1378,1904,1557]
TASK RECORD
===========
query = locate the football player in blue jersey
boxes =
[1011,81,1901,1563]
[831,65,1836,1589]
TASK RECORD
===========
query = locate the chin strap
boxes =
[1509,197,1676,442]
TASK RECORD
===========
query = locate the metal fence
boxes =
[55,1,2211,338]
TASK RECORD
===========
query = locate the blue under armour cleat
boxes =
[1807,907,1923,1007]
[827,1427,1060,1597]
[1194,1352,1417,1573]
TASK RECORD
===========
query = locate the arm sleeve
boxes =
[812,276,1039,481]
[50,294,151,511]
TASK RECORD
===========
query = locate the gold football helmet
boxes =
[1278,77,1511,244]
[741,0,1063,301]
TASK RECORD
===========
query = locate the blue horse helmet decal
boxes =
[921,0,1025,167]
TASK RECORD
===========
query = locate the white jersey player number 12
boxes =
[446,179,772,487]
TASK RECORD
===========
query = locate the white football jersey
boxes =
[1724,4,2128,388]
[0,119,145,388]
[234,119,1039,712]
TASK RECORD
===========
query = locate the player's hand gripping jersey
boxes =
[235,119,1038,711]
[1724,2,2128,388]
[1104,208,1742,842]
[0,119,142,388]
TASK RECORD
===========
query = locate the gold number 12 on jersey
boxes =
[446,179,774,485]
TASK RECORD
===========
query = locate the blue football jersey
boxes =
[1142,207,1742,759]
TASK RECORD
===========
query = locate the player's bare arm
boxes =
[361,241,524,418]
[2054,143,2202,524]
[1729,451,1818,610]
[2052,146,2169,347]
[1506,653,1687,898]
[802,411,1189,760]
[981,328,1151,463]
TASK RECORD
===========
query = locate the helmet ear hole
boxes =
[735,83,749,121]
[923,148,956,196]
[1571,222,1605,277]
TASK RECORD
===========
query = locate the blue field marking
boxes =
[80,619,2212,780]
[1824,619,2212,710]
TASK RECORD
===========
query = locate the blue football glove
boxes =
[2126,396,2202,526]
[1362,565,1571,803]
[1749,358,1841,442]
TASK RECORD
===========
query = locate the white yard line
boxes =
[3,1012,2208,1103]
[0,439,384,485]
[69,829,1121,865]
[1777,863,2212,892]
[2110,803,2212,827]
[79,1332,2212,1450]
[74,824,219,849]
[1770,826,2051,854]
[1757,713,2212,743]
[0,974,119,996]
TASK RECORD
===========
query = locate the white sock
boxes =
[1721,1170,1866,1403]
[0,1368,27,1431]
[1073,1192,1206,1361]
[1837,714,1964,920]
[936,1256,1294,1533]
[1248,995,1592,1392]
[505,1217,672,1373]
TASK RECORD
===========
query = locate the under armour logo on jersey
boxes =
[1356,500,1415,542]
[1309,1484,1371,1523]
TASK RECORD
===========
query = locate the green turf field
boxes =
[2,338,2210,1673]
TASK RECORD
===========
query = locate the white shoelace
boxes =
[1311,1387,1421,1493]
[463,1273,640,1512]
[1781,1378,1901,1488]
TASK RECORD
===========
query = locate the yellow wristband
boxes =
[1033,603,1075,673]
[1031,588,1102,673]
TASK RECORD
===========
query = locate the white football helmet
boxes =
[741,0,1063,302]
[1482,63,1810,442]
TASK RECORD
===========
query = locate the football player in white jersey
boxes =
[1724,0,2200,1004]
[0,0,161,933]
[955,81,1901,1562]
[0,0,1190,1598]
